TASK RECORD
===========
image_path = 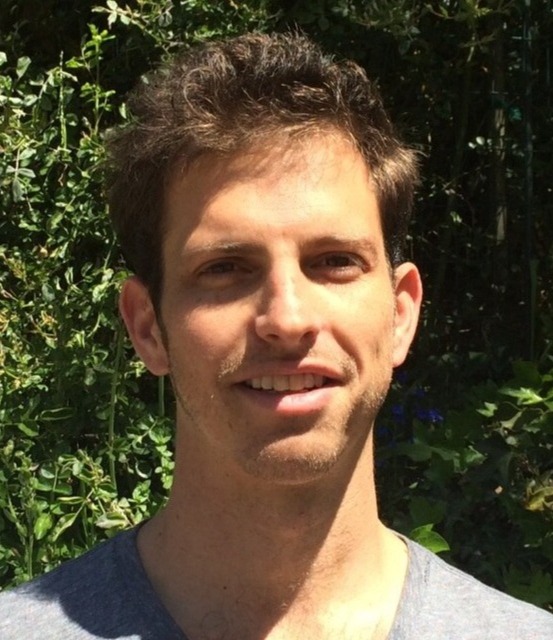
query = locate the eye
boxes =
[309,253,368,282]
[202,260,240,275]
[196,259,254,288]
[319,255,360,268]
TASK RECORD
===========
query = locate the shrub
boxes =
[378,355,553,608]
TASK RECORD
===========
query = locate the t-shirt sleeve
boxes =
[390,538,553,640]
[0,529,186,640]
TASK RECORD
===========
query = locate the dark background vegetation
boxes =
[1,0,552,609]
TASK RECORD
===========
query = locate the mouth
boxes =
[236,369,341,415]
[242,374,332,393]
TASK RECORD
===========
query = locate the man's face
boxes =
[122,134,420,485]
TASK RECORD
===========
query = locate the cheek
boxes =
[338,304,395,371]
[336,285,395,335]
[167,306,248,362]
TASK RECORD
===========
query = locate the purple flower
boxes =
[376,424,393,440]
[391,404,406,422]
[415,408,443,423]
[394,370,409,385]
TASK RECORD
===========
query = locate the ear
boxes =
[392,262,422,368]
[119,276,169,376]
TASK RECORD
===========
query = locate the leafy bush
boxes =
[378,355,553,608]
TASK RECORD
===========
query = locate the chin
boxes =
[238,434,350,486]
[237,404,377,486]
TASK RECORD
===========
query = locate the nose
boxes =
[254,267,322,347]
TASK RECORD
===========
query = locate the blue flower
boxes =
[376,424,393,440]
[394,370,409,385]
[415,408,443,423]
[391,404,406,422]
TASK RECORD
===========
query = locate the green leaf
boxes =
[410,524,450,554]
[58,496,85,505]
[512,360,542,388]
[39,465,56,479]
[409,497,446,527]
[395,442,433,462]
[525,486,553,512]
[12,178,23,202]
[96,512,127,529]
[17,422,39,437]
[500,386,544,405]
[33,513,53,540]
[17,168,35,179]
[51,512,79,541]
[477,401,497,417]
[16,56,31,79]
[51,483,73,496]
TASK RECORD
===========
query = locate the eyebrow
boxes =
[182,241,261,258]
[183,236,380,261]
[305,235,380,262]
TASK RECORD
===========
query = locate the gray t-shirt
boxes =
[0,528,552,639]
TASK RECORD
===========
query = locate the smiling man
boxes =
[1,32,552,640]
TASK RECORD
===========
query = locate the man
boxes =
[1,32,552,640]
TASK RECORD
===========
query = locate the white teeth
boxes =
[289,374,305,391]
[273,375,288,391]
[261,376,273,390]
[245,374,326,392]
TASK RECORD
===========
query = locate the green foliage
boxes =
[1,0,552,613]
[378,356,553,608]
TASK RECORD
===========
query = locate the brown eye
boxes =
[321,255,357,267]
[196,259,254,290]
[203,261,239,274]
[309,253,367,282]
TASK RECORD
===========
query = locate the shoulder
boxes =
[392,538,553,640]
[0,528,183,640]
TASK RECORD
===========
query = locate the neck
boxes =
[138,430,407,640]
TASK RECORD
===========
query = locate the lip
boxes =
[235,383,339,416]
[234,362,344,385]
[232,362,344,416]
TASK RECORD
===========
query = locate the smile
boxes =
[244,374,326,392]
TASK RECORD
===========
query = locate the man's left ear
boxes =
[392,262,422,368]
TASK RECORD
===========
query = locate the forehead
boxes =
[162,133,383,254]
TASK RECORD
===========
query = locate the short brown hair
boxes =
[106,32,418,311]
